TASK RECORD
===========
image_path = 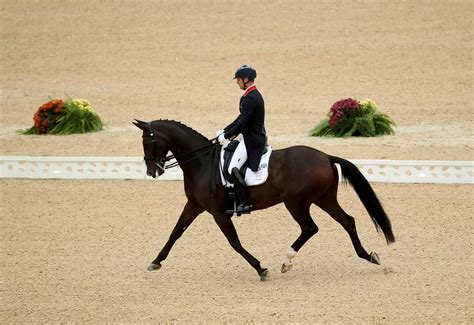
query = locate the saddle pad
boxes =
[220,146,272,187]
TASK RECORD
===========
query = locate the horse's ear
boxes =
[133,119,147,130]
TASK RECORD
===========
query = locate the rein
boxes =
[144,129,219,170]
[159,138,218,169]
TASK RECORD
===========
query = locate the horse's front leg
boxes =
[148,200,203,271]
[212,213,269,281]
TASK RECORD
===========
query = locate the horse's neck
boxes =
[156,121,209,155]
[153,120,209,156]
[157,122,211,178]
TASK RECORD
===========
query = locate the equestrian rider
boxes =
[217,64,267,215]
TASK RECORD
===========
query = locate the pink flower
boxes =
[328,98,360,129]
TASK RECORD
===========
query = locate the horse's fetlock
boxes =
[304,224,318,235]
[283,247,297,265]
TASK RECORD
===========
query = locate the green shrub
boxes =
[310,98,395,137]
[20,97,103,135]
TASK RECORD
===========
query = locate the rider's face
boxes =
[236,77,247,90]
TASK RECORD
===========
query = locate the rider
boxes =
[217,64,267,215]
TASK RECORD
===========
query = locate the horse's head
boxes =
[133,119,169,178]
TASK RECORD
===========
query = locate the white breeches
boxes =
[228,135,247,174]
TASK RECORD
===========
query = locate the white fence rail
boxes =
[0,156,473,184]
[350,159,473,184]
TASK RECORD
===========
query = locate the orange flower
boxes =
[31,99,64,134]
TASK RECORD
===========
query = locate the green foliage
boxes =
[18,126,37,135]
[309,118,333,137]
[310,99,396,138]
[49,106,103,135]
[19,96,104,135]
[48,99,103,135]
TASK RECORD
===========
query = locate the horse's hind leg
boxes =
[316,194,380,265]
[281,200,319,273]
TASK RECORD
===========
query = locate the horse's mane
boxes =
[151,119,211,143]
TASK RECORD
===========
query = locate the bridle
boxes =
[142,126,218,171]
[143,130,167,172]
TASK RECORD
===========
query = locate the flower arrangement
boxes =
[30,99,65,134]
[21,96,104,135]
[310,98,395,137]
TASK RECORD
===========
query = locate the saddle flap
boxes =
[219,144,272,187]
[222,140,240,182]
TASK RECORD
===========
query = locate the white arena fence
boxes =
[0,156,473,184]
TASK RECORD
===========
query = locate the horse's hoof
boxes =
[370,252,381,265]
[281,263,293,273]
[259,269,269,281]
[147,263,162,271]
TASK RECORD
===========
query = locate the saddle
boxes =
[219,140,272,188]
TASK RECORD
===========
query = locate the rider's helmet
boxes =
[233,64,257,81]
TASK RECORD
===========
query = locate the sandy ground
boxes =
[1,181,472,323]
[0,0,473,323]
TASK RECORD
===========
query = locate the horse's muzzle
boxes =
[147,166,164,178]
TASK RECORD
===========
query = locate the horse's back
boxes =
[271,145,331,168]
[268,145,335,195]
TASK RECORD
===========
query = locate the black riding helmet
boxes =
[233,64,257,81]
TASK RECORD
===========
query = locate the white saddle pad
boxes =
[220,146,272,187]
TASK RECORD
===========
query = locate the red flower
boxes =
[31,99,64,134]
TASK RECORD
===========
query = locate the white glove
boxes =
[217,133,226,144]
[216,129,224,137]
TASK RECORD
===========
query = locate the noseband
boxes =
[143,130,167,171]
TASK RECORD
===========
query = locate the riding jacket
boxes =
[224,85,267,171]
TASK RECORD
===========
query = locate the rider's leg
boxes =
[227,138,247,175]
[226,138,251,215]
[231,167,251,214]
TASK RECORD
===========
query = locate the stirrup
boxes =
[236,203,251,215]
[225,203,251,217]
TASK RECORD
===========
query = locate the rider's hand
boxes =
[217,133,226,144]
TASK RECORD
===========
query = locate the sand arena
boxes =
[1,1,472,323]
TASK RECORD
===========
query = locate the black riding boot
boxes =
[227,167,251,216]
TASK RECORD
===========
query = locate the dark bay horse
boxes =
[133,119,395,281]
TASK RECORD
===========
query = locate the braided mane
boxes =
[151,119,211,143]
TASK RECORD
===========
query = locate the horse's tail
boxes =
[329,156,395,244]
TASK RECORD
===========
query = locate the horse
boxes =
[133,119,395,281]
